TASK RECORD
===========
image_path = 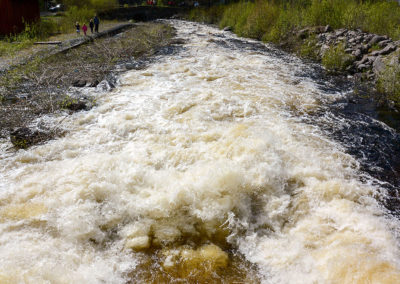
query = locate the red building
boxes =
[0,0,40,35]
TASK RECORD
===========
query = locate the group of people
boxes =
[75,16,100,36]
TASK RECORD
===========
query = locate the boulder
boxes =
[357,63,368,71]
[324,25,332,33]
[379,44,396,56]
[369,35,386,46]
[10,127,43,149]
[223,26,232,32]
[353,49,362,59]
[87,79,99,87]
[170,38,186,45]
[378,39,392,48]
[335,29,346,37]
[373,56,386,74]
[370,50,381,56]
[297,28,310,39]
[72,79,87,87]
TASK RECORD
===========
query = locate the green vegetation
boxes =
[0,19,59,57]
[376,52,400,106]
[188,0,400,42]
[62,0,118,11]
[299,35,319,60]
[321,43,354,73]
[0,0,118,56]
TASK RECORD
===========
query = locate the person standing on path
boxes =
[82,23,88,36]
[89,19,94,34]
[94,15,100,33]
[75,22,80,35]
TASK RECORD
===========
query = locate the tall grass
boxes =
[189,0,400,42]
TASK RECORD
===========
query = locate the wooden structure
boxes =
[0,0,40,35]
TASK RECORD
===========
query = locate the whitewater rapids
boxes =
[0,20,399,283]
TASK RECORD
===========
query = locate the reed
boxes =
[189,0,400,42]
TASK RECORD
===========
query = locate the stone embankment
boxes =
[297,25,400,83]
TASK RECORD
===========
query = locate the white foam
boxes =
[0,20,399,283]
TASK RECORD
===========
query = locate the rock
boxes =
[60,96,90,111]
[378,39,392,48]
[347,31,357,37]
[361,44,370,53]
[317,34,326,41]
[355,35,363,43]
[170,38,186,44]
[345,48,353,54]
[10,127,43,149]
[297,28,310,39]
[96,80,114,91]
[326,34,336,42]
[353,49,362,59]
[313,26,328,34]
[379,44,396,55]
[320,44,330,56]
[335,29,346,37]
[369,35,386,46]
[346,64,356,73]
[394,40,400,47]
[324,25,332,33]
[373,56,386,74]
[370,50,381,56]
[2,94,18,104]
[363,34,374,43]
[67,100,87,111]
[223,26,232,32]
[367,56,377,64]
[357,64,368,71]
[358,54,370,65]
[72,79,87,87]
[87,79,99,87]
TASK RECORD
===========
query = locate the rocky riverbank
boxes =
[0,22,175,149]
[289,25,400,108]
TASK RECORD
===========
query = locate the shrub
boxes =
[299,35,320,60]
[63,0,118,11]
[191,0,400,43]
[376,53,400,106]
[60,6,95,33]
[243,1,279,40]
[322,43,354,72]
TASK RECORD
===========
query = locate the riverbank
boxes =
[0,22,175,148]
[186,0,400,111]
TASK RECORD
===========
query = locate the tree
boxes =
[61,0,117,10]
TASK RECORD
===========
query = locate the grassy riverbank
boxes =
[0,22,175,146]
[189,0,400,42]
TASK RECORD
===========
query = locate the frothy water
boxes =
[1,21,399,283]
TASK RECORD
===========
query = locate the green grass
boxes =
[376,51,400,106]
[321,42,354,73]
[0,18,59,57]
[188,0,400,42]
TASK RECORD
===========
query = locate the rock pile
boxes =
[297,26,400,80]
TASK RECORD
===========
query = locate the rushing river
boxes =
[1,20,400,283]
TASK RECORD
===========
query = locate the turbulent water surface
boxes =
[1,20,400,283]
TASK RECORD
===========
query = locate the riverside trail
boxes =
[0,20,399,283]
